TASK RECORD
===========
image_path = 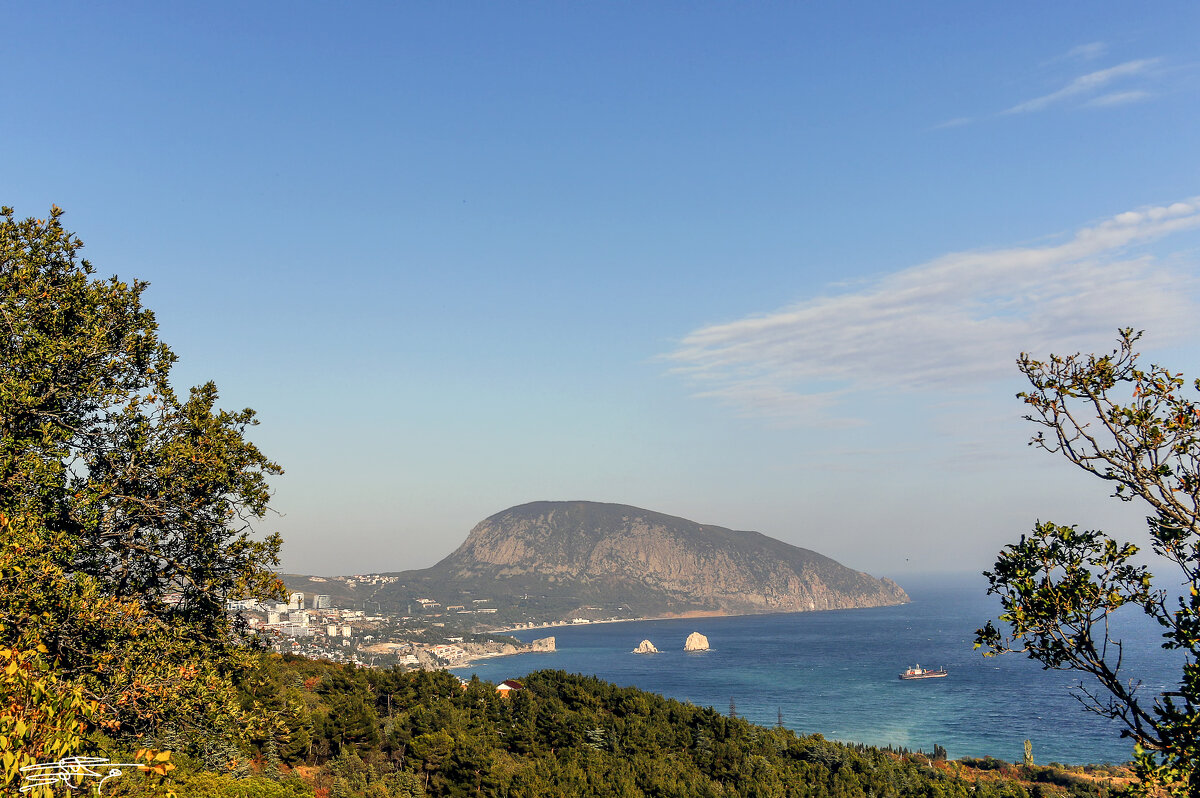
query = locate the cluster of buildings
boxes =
[320,574,400,590]
[225,582,548,672]
[430,643,468,663]
[229,592,356,640]
[226,591,487,669]
[414,597,498,616]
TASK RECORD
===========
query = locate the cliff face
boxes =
[428,501,907,615]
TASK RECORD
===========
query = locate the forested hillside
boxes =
[97,657,1129,797]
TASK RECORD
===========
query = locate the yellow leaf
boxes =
[154,750,171,762]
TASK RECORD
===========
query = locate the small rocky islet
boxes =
[632,632,710,654]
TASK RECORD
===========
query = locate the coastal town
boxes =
[231,578,565,670]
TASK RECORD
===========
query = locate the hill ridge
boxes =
[381,500,907,619]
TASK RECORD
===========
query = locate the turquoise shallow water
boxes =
[452,575,1180,765]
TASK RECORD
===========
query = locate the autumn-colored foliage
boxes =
[0,627,96,796]
[0,206,286,779]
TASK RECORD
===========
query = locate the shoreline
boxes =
[483,598,911,637]
[462,603,895,669]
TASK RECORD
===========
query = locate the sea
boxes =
[452,574,1182,765]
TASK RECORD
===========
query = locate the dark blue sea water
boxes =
[453,575,1181,765]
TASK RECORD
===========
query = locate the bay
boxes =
[452,574,1180,765]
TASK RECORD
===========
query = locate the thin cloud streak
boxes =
[933,49,1158,129]
[1003,58,1160,114]
[1085,90,1151,108]
[1062,42,1108,62]
[931,117,973,130]
[665,199,1200,425]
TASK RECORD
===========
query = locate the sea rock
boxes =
[530,636,555,652]
[633,639,658,654]
[684,632,709,652]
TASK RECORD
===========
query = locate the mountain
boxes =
[377,501,907,619]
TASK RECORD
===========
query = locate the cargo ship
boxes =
[899,664,947,680]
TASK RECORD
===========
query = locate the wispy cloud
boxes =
[930,116,973,130]
[1084,90,1151,108]
[664,200,1200,425]
[1003,58,1160,114]
[1062,42,1108,62]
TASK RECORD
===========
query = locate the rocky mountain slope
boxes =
[383,501,907,618]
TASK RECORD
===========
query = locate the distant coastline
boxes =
[466,603,898,668]
[487,608,732,636]
[484,601,905,637]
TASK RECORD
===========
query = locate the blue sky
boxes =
[5,3,1199,579]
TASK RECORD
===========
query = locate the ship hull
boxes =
[898,665,947,680]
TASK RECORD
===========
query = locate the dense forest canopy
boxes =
[136,659,1128,798]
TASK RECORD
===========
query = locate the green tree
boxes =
[0,206,286,747]
[976,329,1199,795]
[0,614,96,796]
[410,729,454,792]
